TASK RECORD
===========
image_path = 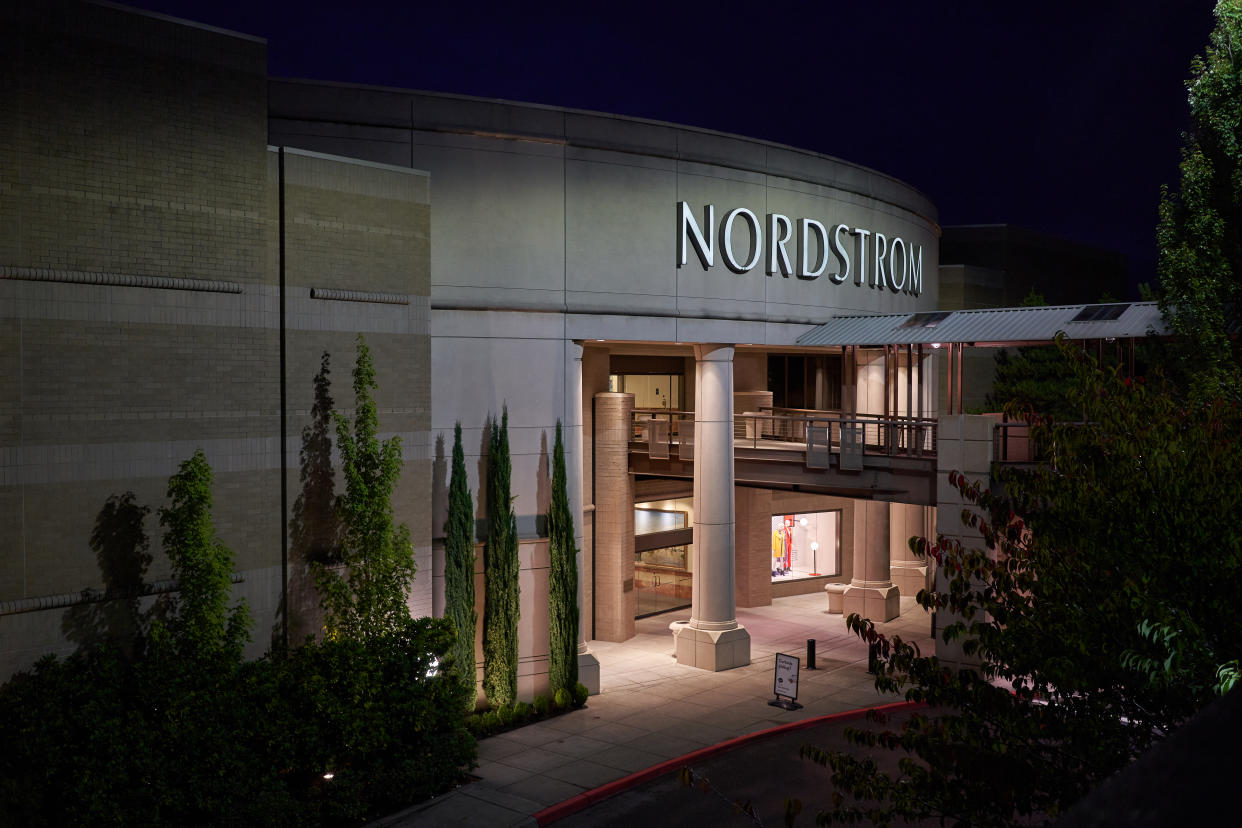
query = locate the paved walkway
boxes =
[376,593,933,827]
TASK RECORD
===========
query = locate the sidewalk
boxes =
[375,593,932,827]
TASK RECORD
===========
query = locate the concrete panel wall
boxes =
[269,82,941,333]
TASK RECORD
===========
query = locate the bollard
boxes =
[807,638,816,670]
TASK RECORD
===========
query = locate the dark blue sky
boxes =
[129,0,1218,295]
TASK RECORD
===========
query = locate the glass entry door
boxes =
[635,543,692,618]
[634,500,693,618]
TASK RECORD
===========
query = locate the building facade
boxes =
[3,2,948,697]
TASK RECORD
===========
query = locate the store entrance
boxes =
[634,497,693,618]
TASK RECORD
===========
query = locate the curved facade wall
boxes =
[269,80,940,330]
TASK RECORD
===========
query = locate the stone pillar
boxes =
[934,415,994,670]
[676,344,750,671]
[889,503,931,596]
[842,499,900,621]
[567,342,600,693]
[592,391,635,642]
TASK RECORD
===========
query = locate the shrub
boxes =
[513,700,532,724]
[533,694,552,716]
[572,682,589,708]
[554,687,572,710]
[0,617,475,825]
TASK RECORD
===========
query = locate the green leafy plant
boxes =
[804,341,1242,825]
[547,420,581,697]
[554,687,571,710]
[482,406,520,707]
[572,681,589,708]
[445,422,477,710]
[315,335,415,643]
[1157,0,1242,401]
[0,452,474,826]
[152,449,250,663]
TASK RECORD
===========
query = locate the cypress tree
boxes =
[482,406,519,707]
[444,422,477,711]
[547,420,579,695]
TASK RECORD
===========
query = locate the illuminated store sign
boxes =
[676,202,924,296]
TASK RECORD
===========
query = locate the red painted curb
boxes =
[532,699,922,826]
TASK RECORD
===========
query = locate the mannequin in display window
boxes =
[772,524,785,577]
[782,517,794,574]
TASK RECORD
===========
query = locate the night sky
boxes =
[127,0,1218,296]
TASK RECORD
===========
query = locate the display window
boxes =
[771,510,840,581]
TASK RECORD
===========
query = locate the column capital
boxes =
[693,343,734,362]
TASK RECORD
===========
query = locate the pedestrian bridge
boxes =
[626,408,940,505]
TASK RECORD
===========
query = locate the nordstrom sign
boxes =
[676,202,924,296]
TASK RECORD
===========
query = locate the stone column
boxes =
[676,344,750,671]
[592,391,636,642]
[567,342,600,693]
[843,499,900,621]
[889,503,931,596]
[934,415,994,670]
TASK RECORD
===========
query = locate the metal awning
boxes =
[796,302,1169,348]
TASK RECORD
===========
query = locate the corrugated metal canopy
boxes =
[796,302,1169,347]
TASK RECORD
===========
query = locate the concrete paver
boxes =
[375,593,932,827]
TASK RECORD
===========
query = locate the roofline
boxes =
[268,76,940,229]
[92,1,267,44]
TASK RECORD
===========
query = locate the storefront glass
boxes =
[634,497,693,617]
[770,510,840,581]
[610,373,683,409]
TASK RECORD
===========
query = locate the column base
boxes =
[842,583,900,622]
[674,624,750,671]
[890,562,928,596]
[577,647,601,696]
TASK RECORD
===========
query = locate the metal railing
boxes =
[629,407,937,465]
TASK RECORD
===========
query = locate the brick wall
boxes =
[0,4,432,678]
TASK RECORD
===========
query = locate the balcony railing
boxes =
[629,407,937,466]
